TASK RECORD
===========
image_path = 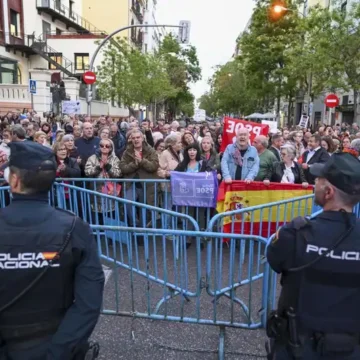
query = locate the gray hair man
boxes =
[253,135,277,182]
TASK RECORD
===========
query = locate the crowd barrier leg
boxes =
[218,326,226,360]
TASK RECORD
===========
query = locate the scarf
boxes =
[168,146,181,163]
[233,142,247,167]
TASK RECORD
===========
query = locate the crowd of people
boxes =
[1,111,360,226]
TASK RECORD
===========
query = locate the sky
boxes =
[156,0,254,103]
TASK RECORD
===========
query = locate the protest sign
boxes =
[171,171,218,208]
[220,117,269,152]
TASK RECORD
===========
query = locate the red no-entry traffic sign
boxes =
[83,71,97,85]
[325,93,339,108]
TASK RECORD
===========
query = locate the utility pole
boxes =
[86,22,191,116]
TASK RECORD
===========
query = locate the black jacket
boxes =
[269,146,281,162]
[271,161,306,184]
[58,157,81,178]
[301,147,330,184]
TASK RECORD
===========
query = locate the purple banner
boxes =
[170,171,218,208]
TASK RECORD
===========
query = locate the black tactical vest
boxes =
[278,215,360,334]
[0,211,75,342]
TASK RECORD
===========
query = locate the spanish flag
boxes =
[216,181,314,238]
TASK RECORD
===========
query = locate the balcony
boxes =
[4,33,37,55]
[46,30,107,40]
[131,0,144,23]
[36,0,100,33]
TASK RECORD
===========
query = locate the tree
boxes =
[198,92,218,117]
[304,0,360,122]
[158,34,201,118]
[96,38,176,110]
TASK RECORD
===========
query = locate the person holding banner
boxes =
[221,128,259,184]
[175,142,212,248]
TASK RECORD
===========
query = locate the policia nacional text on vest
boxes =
[0,211,99,360]
[265,212,357,360]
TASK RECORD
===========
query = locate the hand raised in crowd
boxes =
[134,151,142,163]
[301,163,309,170]
[57,163,66,172]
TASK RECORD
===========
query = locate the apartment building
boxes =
[0,0,128,117]
[82,0,149,52]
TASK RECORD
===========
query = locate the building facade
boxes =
[0,0,128,117]
[82,0,147,51]
[143,0,165,52]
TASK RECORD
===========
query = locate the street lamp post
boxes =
[86,23,189,115]
[269,1,312,125]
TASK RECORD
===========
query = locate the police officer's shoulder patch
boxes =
[292,216,311,230]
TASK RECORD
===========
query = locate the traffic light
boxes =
[268,1,288,22]
[178,20,191,44]
[86,89,93,104]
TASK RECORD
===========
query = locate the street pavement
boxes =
[91,235,271,359]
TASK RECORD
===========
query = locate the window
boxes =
[10,9,20,37]
[0,58,18,84]
[48,53,63,70]
[75,53,89,71]
[55,0,61,10]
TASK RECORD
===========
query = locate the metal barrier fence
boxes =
[92,225,270,360]
[0,180,319,359]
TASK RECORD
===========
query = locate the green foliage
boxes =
[96,34,201,118]
[158,34,201,117]
[202,0,360,121]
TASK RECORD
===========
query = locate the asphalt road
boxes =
[91,234,271,360]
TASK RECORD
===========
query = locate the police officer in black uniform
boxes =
[266,152,360,360]
[0,141,104,359]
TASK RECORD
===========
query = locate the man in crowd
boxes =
[11,125,27,142]
[110,123,126,158]
[301,134,330,184]
[119,129,159,226]
[221,128,260,184]
[253,135,278,182]
[269,134,283,161]
[75,122,100,175]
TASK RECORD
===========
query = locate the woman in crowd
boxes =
[99,127,110,140]
[34,131,50,147]
[53,141,81,179]
[267,145,308,188]
[197,125,210,144]
[158,133,183,228]
[53,141,81,209]
[175,143,212,247]
[286,131,305,159]
[321,136,336,156]
[200,136,220,174]
[41,122,53,145]
[215,130,223,155]
[182,131,196,149]
[62,134,79,159]
[85,138,121,224]
[342,135,351,150]
[154,139,166,156]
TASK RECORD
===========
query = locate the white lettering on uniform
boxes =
[0,253,59,270]
[306,244,360,261]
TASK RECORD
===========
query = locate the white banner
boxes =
[62,100,81,115]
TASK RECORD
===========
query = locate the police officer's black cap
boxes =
[8,141,57,171]
[310,153,360,195]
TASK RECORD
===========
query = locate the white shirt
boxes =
[281,163,296,184]
[306,146,321,163]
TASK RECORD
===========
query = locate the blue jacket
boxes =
[75,136,100,163]
[221,144,260,181]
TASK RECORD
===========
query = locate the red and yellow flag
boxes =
[216,181,314,238]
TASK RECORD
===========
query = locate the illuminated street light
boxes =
[273,5,287,14]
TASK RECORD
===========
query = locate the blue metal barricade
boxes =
[52,178,212,231]
[0,185,10,208]
[91,225,269,360]
[208,194,315,238]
